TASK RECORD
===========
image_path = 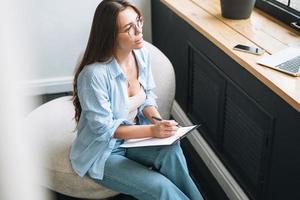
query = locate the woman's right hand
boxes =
[151,120,178,138]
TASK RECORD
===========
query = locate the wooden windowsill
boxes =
[161,0,300,112]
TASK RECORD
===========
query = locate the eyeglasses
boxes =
[120,18,144,37]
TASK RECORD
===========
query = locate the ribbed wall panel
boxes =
[222,83,273,199]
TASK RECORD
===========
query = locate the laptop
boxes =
[256,47,300,76]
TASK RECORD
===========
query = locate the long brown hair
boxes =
[72,0,142,124]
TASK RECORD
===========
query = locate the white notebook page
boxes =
[119,125,198,148]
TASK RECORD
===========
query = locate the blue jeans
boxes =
[88,142,204,200]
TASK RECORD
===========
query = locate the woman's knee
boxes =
[149,175,188,200]
[154,142,188,172]
[160,142,183,158]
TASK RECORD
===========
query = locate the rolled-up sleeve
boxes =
[78,70,130,141]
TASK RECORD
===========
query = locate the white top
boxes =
[128,87,146,122]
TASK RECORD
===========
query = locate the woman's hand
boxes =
[151,120,179,138]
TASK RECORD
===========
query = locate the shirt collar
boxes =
[133,49,146,72]
[110,58,123,79]
[109,49,147,79]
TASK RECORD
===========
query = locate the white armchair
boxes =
[25,41,175,199]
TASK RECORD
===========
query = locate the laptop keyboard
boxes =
[276,55,300,73]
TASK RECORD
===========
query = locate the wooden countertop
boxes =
[161,0,300,112]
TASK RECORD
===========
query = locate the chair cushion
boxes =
[144,42,175,120]
[25,96,119,199]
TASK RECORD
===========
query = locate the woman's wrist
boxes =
[149,124,156,137]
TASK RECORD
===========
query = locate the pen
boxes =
[151,116,181,127]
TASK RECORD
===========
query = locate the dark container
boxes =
[220,0,256,19]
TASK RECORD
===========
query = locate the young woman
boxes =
[70,1,204,199]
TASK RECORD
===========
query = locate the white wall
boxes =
[26,0,152,94]
[0,0,50,199]
[130,0,152,43]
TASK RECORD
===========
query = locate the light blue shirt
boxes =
[70,47,157,180]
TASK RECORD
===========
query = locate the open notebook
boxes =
[256,47,300,76]
[119,125,200,148]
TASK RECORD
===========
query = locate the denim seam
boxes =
[153,143,180,168]
[126,150,158,167]
[104,173,157,200]
[153,147,167,169]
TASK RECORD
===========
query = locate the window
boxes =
[276,0,300,11]
[255,0,300,32]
